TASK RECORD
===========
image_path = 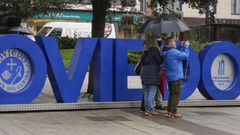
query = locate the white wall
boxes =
[215,0,240,19]
[182,0,240,19]
[182,3,205,18]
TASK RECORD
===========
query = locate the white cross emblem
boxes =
[6,58,17,71]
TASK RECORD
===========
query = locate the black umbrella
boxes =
[139,16,190,35]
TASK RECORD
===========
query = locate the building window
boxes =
[232,0,240,15]
[111,0,136,7]
[49,28,62,37]
[166,0,183,11]
[67,0,91,4]
[175,0,183,11]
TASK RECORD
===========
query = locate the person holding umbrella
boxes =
[140,35,163,116]
[162,37,190,118]
[140,36,167,112]
[138,16,191,116]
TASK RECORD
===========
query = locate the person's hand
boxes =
[184,40,190,46]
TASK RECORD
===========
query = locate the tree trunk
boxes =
[91,0,109,37]
[87,0,109,94]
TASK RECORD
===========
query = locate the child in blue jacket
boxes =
[162,37,190,118]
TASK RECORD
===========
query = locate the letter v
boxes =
[35,36,98,103]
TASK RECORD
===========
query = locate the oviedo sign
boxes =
[0,34,240,104]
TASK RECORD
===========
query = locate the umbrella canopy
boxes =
[8,27,33,35]
[139,16,190,35]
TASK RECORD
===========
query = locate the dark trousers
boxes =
[167,80,182,113]
[155,88,162,106]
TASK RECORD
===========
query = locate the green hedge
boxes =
[56,37,77,49]
[128,51,142,63]
[57,37,207,66]
[190,40,208,53]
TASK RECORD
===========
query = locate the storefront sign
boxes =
[34,11,143,23]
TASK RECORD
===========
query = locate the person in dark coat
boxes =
[140,37,166,112]
[140,35,163,116]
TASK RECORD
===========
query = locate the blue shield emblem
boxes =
[0,49,31,93]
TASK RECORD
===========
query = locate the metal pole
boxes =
[142,0,146,13]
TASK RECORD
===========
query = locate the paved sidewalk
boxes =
[0,107,239,135]
[1,75,239,135]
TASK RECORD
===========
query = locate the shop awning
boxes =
[33,10,143,23]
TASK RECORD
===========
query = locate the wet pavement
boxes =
[0,76,239,135]
[0,107,239,135]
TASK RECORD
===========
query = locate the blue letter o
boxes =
[198,41,240,99]
[0,35,47,104]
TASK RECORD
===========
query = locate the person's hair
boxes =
[166,37,175,44]
[144,35,157,51]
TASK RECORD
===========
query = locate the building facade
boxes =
[182,0,240,42]
[28,0,143,38]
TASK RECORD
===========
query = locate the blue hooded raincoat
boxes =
[162,45,189,82]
